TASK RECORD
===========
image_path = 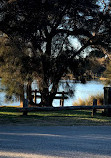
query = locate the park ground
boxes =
[0,107,111,126]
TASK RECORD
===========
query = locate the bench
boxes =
[31,90,68,107]
[20,90,68,115]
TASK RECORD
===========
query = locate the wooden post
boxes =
[23,110,28,116]
[104,87,111,116]
[60,91,64,107]
[91,99,97,117]
[23,99,28,115]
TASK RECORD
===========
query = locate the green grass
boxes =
[0,106,111,126]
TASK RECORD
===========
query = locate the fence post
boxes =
[91,99,97,117]
[23,99,28,115]
[104,87,111,116]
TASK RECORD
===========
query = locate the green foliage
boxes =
[0,37,33,98]
[86,57,106,76]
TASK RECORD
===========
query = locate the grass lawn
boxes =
[0,106,111,126]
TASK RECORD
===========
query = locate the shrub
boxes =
[73,94,104,106]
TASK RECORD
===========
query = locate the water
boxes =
[0,80,104,107]
[53,80,104,107]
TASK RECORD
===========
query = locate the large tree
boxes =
[0,0,110,106]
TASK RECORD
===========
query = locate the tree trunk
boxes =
[40,88,53,107]
[27,80,33,104]
[38,54,59,106]
[39,84,58,107]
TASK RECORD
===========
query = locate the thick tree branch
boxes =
[45,0,72,56]
[71,35,96,58]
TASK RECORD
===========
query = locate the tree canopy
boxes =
[0,0,110,106]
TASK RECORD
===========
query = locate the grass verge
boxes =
[0,106,111,126]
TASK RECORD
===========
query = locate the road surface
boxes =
[0,126,111,158]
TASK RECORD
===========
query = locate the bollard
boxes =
[104,87,111,116]
[23,99,28,115]
[91,99,97,117]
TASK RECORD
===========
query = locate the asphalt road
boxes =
[0,126,111,158]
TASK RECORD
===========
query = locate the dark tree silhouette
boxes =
[0,0,110,106]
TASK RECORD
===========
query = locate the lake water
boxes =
[0,80,104,107]
[53,80,104,107]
